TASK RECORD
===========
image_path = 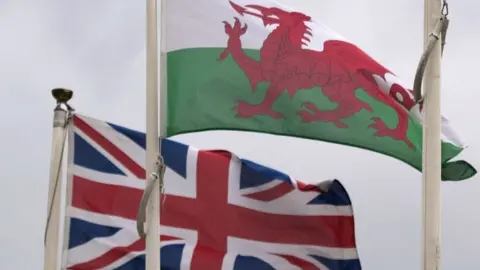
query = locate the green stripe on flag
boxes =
[166,48,476,181]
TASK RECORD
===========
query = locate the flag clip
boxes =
[136,154,167,238]
[156,154,167,204]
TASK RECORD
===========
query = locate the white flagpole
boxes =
[422,0,442,268]
[44,88,73,270]
[146,0,160,269]
[159,0,167,139]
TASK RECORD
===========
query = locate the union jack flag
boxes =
[61,114,361,269]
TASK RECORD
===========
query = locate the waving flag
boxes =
[164,0,475,180]
[62,114,361,269]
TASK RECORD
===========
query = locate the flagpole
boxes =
[44,88,73,270]
[422,0,443,268]
[146,0,160,268]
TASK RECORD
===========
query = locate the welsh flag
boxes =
[165,0,476,180]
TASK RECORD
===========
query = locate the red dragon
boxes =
[217,1,415,148]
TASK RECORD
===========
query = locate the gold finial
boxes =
[51,88,73,103]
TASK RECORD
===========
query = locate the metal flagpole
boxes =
[422,0,444,268]
[145,0,161,268]
[44,88,73,270]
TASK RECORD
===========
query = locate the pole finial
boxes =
[51,88,73,104]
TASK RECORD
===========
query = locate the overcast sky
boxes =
[1,0,479,269]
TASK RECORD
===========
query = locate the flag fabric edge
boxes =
[165,126,476,181]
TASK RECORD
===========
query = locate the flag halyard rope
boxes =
[44,106,73,245]
[136,154,166,239]
[413,1,450,103]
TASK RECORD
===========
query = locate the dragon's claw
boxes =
[297,109,314,123]
[234,100,284,119]
[222,17,248,37]
[301,102,320,113]
[369,117,414,148]
[297,102,348,127]
[297,102,320,123]
[218,18,248,62]
[241,24,248,35]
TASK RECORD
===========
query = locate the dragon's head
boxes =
[230,1,312,46]
[247,6,310,26]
